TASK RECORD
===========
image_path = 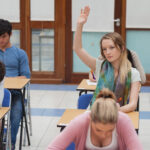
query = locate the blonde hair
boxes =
[91,88,118,124]
[100,32,131,83]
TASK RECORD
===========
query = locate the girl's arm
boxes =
[73,6,96,71]
[119,81,141,113]
[47,121,78,150]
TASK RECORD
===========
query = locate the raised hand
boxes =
[77,6,90,25]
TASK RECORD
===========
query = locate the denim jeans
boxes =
[10,90,23,148]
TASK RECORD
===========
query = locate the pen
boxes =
[90,70,96,80]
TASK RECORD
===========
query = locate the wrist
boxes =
[77,23,84,28]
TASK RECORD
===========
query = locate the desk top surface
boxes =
[0,107,10,120]
[76,79,96,91]
[57,109,139,129]
[4,78,30,89]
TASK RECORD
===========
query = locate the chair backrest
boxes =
[2,88,11,107]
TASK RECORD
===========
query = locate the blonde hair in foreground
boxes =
[91,88,118,124]
[100,32,131,83]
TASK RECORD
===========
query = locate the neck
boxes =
[0,42,11,51]
[111,59,120,71]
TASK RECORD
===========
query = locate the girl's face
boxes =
[101,39,121,64]
[91,121,115,140]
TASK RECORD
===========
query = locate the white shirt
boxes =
[85,125,118,150]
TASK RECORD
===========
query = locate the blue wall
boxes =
[126,30,150,73]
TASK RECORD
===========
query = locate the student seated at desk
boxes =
[0,19,30,150]
[74,6,143,112]
[82,49,146,109]
[47,88,143,150]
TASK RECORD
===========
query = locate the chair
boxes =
[2,88,12,150]
[77,94,93,109]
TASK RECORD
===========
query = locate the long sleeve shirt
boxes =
[0,46,30,78]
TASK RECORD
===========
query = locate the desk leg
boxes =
[79,91,82,96]
[60,126,66,132]
[0,119,5,149]
[136,129,139,134]
[19,87,30,150]
[79,90,87,96]
[19,115,23,149]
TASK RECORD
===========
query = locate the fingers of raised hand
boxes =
[84,6,90,16]
[80,6,90,16]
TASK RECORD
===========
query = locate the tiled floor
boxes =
[15,84,150,150]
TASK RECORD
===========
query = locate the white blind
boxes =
[126,0,150,28]
[0,0,20,22]
[72,0,114,32]
[31,0,54,21]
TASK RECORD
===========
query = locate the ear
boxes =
[122,46,125,51]
[10,32,12,37]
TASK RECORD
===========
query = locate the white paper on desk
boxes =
[86,79,97,85]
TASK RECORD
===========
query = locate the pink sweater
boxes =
[47,111,143,150]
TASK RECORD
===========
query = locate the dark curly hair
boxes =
[0,61,5,82]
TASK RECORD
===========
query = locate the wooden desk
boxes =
[4,77,31,149]
[57,109,139,130]
[4,78,30,89]
[76,79,96,96]
[0,107,10,120]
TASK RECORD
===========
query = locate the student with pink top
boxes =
[47,88,143,150]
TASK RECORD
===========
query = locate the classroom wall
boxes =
[73,31,150,74]
[126,30,150,73]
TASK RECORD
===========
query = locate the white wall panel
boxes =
[126,0,150,28]
[72,0,114,32]
[0,0,20,22]
[31,0,54,21]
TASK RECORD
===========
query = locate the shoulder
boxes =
[11,46,27,56]
[71,111,90,127]
[64,111,90,136]
[131,67,141,83]
[118,111,130,121]
[131,67,139,75]
[117,112,132,128]
[18,48,27,56]
[96,58,104,66]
